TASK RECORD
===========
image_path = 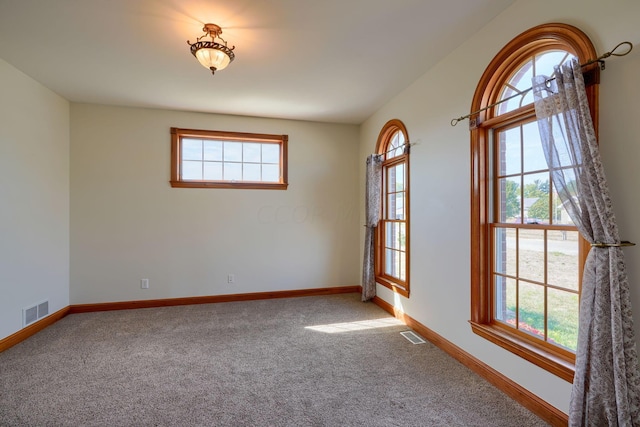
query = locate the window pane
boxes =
[510,60,534,94]
[203,140,222,161]
[224,142,242,162]
[551,184,563,225]
[551,179,576,226]
[520,88,534,107]
[494,227,516,277]
[387,193,405,220]
[385,248,400,278]
[393,164,405,191]
[498,86,522,115]
[395,193,405,220]
[182,139,202,161]
[243,143,261,163]
[182,161,202,180]
[387,131,405,159]
[243,163,261,181]
[498,59,533,114]
[547,288,579,351]
[535,51,575,78]
[399,251,406,281]
[523,173,549,224]
[386,194,396,219]
[224,162,242,181]
[262,164,280,182]
[518,229,544,283]
[518,281,545,339]
[498,126,521,176]
[547,230,579,291]
[390,132,400,149]
[262,144,280,164]
[387,166,397,192]
[385,222,406,252]
[203,162,222,180]
[522,121,547,173]
[386,222,399,250]
[385,249,392,276]
[497,177,521,223]
[494,277,516,325]
[399,223,406,251]
[496,51,576,116]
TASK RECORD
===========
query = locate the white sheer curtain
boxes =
[532,60,640,426]
[362,154,382,301]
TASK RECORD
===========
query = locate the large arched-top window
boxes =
[376,120,410,297]
[470,23,599,381]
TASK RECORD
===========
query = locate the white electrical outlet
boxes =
[141,278,149,289]
[227,274,235,284]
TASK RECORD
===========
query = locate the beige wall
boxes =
[0,59,70,338]
[70,104,360,304]
[359,0,640,414]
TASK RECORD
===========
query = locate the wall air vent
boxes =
[23,300,49,327]
[401,330,426,344]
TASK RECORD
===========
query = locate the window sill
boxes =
[376,276,409,298]
[170,181,288,190]
[469,321,575,382]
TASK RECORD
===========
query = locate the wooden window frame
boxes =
[375,119,410,297]
[170,127,288,190]
[469,23,599,382]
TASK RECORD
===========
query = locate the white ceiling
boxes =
[0,0,516,124]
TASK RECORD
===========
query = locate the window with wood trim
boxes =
[470,23,599,381]
[170,128,288,189]
[376,119,410,297]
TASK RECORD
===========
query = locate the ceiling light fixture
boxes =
[187,23,235,75]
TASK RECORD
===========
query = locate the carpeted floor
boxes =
[0,294,549,426]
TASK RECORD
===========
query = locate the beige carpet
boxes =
[0,293,549,426]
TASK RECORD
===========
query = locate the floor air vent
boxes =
[23,300,49,327]
[401,330,426,344]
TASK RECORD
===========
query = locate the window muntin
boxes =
[385,130,406,160]
[470,23,598,381]
[170,128,288,190]
[181,139,280,182]
[376,120,410,297]
[497,50,577,114]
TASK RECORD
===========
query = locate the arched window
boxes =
[376,120,410,297]
[469,23,599,381]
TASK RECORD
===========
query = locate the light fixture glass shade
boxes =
[195,47,231,71]
[188,24,235,75]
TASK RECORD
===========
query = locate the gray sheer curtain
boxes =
[532,60,640,426]
[362,154,382,302]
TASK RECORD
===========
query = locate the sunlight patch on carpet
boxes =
[305,317,402,333]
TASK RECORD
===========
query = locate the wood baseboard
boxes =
[0,306,70,353]
[371,296,568,427]
[69,286,361,313]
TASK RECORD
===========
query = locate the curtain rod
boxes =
[375,141,419,158]
[450,41,633,127]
